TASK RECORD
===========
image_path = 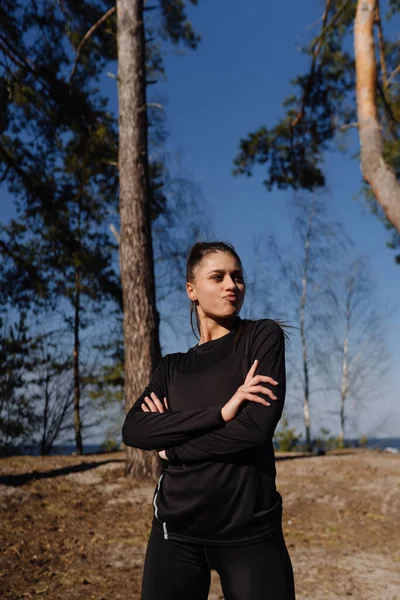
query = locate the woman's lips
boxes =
[224,296,238,301]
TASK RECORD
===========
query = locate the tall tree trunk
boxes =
[300,198,316,453]
[354,0,400,232]
[73,268,83,455]
[116,0,162,480]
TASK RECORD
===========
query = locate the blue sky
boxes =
[1,0,399,442]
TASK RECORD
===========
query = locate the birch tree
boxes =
[317,255,390,443]
[262,194,350,450]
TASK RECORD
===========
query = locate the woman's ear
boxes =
[186,282,197,302]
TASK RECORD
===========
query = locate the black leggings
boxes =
[141,521,296,600]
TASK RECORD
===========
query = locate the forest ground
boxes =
[1,449,399,600]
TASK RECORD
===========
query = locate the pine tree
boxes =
[116,0,202,478]
[0,313,38,455]
[0,1,122,453]
[233,0,400,261]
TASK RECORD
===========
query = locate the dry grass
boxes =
[0,449,399,599]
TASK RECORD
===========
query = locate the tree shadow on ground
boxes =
[0,458,124,487]
[276,451,356,462]
[0,452,358,487]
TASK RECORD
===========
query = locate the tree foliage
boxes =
[233,0,400,262]
[0,0,205,454]
[0,313,38,454]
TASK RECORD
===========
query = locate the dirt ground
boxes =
[0,449,399,600]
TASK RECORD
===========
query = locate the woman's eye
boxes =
[211,274,243,281]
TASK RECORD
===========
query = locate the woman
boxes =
[122,241,296,600]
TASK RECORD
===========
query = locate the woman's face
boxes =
[187,251,245,320]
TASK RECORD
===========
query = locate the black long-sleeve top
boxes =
[122,318,286,546]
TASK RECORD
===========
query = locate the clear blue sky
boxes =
[1,0,398,441]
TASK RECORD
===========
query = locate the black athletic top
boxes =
[122,317,286,546]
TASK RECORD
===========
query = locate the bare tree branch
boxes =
[70,6,116,83]
[310,0,351,55]
[385,63,400,88]
[339,122,358,131]
[374,0,387,86]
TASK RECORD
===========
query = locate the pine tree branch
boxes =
[70,6,116,83]
[374,0,387,86]
[0,35,35,73]
[57,0,70,20]
[0,164,10,185]
[385,63,400,87]
[0,142,26,179]
[0,33,58,101]
[109,224,120,244]
[339,122,358,130]
[310,0,333,56]
[310,0,352,55]
[291,0,333,128]
[376,80,399,139]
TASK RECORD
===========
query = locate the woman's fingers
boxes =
[163,397,169,410]
[142,395,161,412]
[244,359,258,384]
[251,374,278,386]
[142,393,167,413]
[244,363,279,387]
[248,384,278,400]
[245,393,271,406]
[150,392,165,412]
[143,397,157,412]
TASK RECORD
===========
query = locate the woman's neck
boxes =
[197,316,240,345]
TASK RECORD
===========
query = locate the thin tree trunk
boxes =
[354,0,400,232]
[116,0,162,480]
[339,304,350,446]
[339,261,359,447]
[300,199,316,453]
[40,371,50,456]
[73,268,83,455]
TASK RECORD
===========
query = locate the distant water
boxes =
[286,437,400,452]
[361,437,400,451]
[13,437,400,456]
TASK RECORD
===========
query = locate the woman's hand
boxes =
[220,359,279,423]
[141,392,169,413]
[141,393,169,460]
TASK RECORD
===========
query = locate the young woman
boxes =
[122,241,296,600]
